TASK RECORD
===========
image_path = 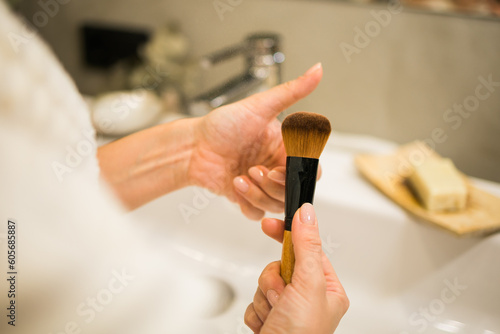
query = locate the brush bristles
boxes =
[281,112,331,159]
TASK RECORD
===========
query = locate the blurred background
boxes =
[9,0,500,182]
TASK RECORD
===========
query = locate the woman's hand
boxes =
[244,203,349,333]
[97,64,322,213]
[189,63,323,219]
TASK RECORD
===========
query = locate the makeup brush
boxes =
[280,111,331,284]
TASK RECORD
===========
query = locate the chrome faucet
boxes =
[187,33,284,116]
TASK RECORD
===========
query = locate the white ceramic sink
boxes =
[129,135,500,334]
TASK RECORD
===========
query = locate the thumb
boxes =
[238,63,323,121]
[291,203,324,287]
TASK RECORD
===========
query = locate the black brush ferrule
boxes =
[284,156,319,231]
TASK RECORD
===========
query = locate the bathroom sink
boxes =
[129,135,500,334]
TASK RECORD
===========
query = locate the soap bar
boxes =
[408,158,468,212]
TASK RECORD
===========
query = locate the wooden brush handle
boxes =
[280,230,295,284]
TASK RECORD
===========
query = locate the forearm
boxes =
[97,117,199,210]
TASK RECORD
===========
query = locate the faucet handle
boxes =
[199,44,245,69]
[199,33,284,70]
[245,33,281,56]
[245,33,285,70]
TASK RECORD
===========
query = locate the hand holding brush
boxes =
[245,203,349,333]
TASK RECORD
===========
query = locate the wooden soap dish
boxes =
[355,141,500,237]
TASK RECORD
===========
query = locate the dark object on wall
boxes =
[81,23,150,68]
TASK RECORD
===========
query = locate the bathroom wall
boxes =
[17,0,500,182]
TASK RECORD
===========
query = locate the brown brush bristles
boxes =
[281,112,331,159]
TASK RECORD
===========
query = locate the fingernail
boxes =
[233,177,249,193]
[304,62,322,76]
[300,203,316,225]
[268,170,286,184]
[248,167,264,183]
[266,289,279,307]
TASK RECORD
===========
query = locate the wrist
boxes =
[155,117,200,190]
[184,116,214,189]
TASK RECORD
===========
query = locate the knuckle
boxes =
[254,294,270,322]
[301,233,323,254]
[282,80,300,101]
[244,303,261,331]
[264,183,284,201]
[247,186,283,213]
[243,303,253,323]
[240,201,264,221]
[250,209,265,221]
[253,191,268,207]
[258,262,278,288]
[339,294,350,314]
